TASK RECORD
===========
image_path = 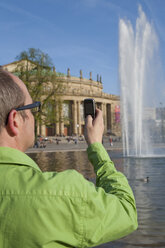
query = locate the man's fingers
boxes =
[84,108,104,145]
[95,108,102,118]
[85,109,103,129]
[93,108,103,124]
[85,115,93,128]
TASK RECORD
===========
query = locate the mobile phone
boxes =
[84,98,96,119]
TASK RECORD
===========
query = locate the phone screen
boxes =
[84,103,94,116]
[84,99,95,119]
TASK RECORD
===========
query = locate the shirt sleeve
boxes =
[82,142,138,247]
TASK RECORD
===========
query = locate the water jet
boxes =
[119,6,163,157]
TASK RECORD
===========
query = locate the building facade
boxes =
[3,61,121,137]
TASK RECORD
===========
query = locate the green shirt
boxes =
[0,143,138,248]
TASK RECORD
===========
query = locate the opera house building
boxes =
[2,60,121,137]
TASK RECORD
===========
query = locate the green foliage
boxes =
[15,48,53,67]
[14,48,65,137]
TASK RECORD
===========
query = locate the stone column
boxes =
[60,103,64,135]
[55,102,60,135]
[106,104,111,132]
[41,125,46,136]
[111,103,115,134]
[73,100,78,135]
[77,101,82,135]
[100,102,103,111]
[103,103,107,133]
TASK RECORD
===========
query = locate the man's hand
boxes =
[85,108,104,145]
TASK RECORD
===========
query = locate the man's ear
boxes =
[6,110,21,136]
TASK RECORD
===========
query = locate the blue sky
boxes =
[0,0,165,95]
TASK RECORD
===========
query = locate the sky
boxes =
[0,0,165,95]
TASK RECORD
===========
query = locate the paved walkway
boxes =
[26,138,123,154]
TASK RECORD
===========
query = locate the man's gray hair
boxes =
[0,68,26,133]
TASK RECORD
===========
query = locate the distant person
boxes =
[34,138,40,148]
[0,68,137,247]
[110,137,113,146]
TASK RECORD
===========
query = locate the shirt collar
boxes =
[0,147,41,172]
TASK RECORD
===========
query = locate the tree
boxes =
[14,48,65,138]
[15,48,53,67]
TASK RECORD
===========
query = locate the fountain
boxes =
[119,5,163,157]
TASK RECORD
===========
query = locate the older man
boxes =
[0,67,137,248]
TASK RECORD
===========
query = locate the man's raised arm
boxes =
[82,109,138,247]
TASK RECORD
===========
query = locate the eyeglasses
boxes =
[15,101,41,114]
